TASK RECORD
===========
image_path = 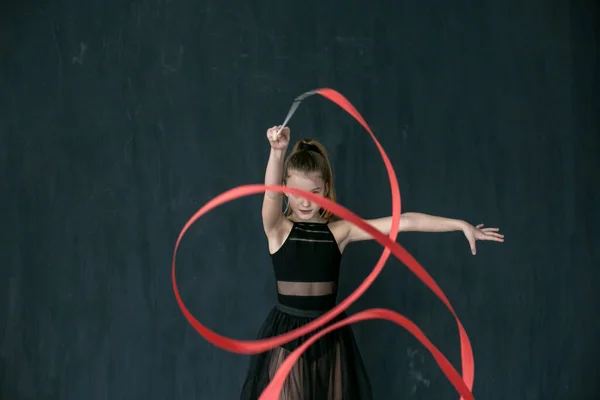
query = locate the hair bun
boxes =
[298,141,321,154]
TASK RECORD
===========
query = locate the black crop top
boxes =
[271,221,342,310]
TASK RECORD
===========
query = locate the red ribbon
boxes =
[171,88,475,399]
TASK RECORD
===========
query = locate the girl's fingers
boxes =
[482,227,500,232]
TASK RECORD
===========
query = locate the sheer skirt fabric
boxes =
[240,303,373,400]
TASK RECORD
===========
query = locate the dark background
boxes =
[1,0,598,399]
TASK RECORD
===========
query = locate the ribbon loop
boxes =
[172,89,475,399]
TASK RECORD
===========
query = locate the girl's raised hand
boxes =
[267,125,290,150]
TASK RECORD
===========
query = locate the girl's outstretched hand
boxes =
[462,223,504,255]
[267,125,290,150]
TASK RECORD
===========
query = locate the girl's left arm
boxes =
[342,212,504,255]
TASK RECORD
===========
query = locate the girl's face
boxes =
[285,170,328,222]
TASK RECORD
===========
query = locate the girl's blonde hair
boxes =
[283,139,336,221]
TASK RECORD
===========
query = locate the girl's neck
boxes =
[289,216,328,224]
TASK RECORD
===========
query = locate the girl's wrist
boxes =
[270,148,286,159]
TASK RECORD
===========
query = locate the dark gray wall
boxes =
[1,0,598,398]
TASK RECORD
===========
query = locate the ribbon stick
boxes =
[276,90,316,136]
[172,89,475,399]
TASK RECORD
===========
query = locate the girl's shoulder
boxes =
[327,219,352,238]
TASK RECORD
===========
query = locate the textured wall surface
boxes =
[1,0,598,398]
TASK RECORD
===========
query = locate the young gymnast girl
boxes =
[240,125,504,399]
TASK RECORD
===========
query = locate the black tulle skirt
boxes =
[240,303,373,400]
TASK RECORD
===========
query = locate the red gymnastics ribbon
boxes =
[171,88,475,400]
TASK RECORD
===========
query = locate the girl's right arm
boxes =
[262,126,290,237]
